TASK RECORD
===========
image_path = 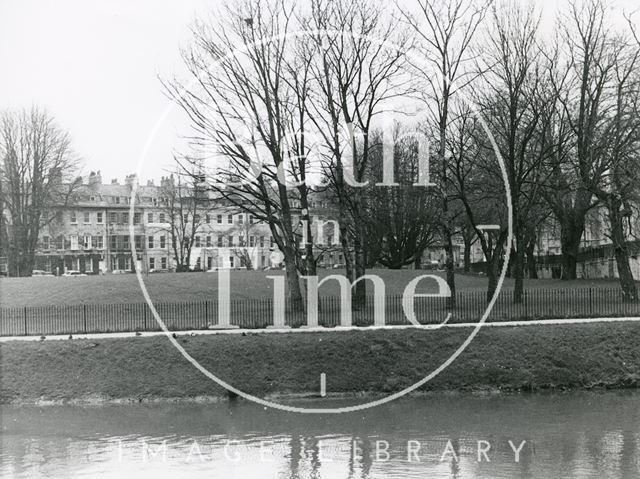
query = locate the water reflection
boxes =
[1,391,639,478]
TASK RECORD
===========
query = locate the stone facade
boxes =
[31,172,343,274]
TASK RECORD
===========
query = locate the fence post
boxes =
[589,288,593,316]
[143,304,147,331]
[23,306,28,336]
[83,304,87,333]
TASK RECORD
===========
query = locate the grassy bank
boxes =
[1,322,639,404]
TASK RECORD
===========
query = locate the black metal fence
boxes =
[1,287,638,336]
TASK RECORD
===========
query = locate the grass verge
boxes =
[1,322,639,404]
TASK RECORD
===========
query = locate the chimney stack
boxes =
[125,173,138,188]
[88,170,102,187]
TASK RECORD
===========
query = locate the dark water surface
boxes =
[1,391,639,478]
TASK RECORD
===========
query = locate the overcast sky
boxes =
[1,0,638,184]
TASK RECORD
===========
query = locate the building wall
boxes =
[32,173,341,275]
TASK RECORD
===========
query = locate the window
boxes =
[70,212,77,224]
[217,236,223,247]
[90,196,96,201]
[147,213,154,223]
[122,212,129,224]
[149,258,155,269]
[217,214,222,224]
[56,235,64,250]
[134,235,144,250]
[110,235,117,250]
[83,235,92,249]
[259,236,265,248]
[183,213,189,223]
[115,196,121,204]
[249,236,255,247]
[239,236,245,247]
[249,215,254,224]
[206,236,212,247]
[195,236,202,247]
[227,214,233,224]
[206,214,211,224]
[148,236,154,249]
[42,236,50,249]
[194,214,200,224]
[161,257,167,269]
[123,235,130,250]
[160,236,166,248]
[239,215,244,225]
[97,212,104,224]
[95,235,104,249]
[70,235,79,250]
[229,256,234,268]
[159,213,166,223]
[134,212,142,225]
[228,235,234,247]
[84,212,90,224]
[109,212,117,224]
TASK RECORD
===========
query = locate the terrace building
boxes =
[30,172,341,275]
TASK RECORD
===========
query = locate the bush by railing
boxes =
[1,287,638,336]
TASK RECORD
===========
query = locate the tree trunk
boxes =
[443,230,456,308]
[608,198,638,302]
[559,214,586,280]
[486,259,498,302]
[284,248,304,309]
[352,224,367,309]
[463,238,471,273]
[512,248,524,304]
[526,235,538,279]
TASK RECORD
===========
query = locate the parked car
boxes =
[32,270,54,277]
[332,263,346,269]
[62,270,87,277]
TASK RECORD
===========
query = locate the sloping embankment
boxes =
[1,322,639,404]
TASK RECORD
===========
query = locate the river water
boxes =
[1,391,639,478]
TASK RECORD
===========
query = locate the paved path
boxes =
[1,316,639,342]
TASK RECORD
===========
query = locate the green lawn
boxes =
[0,269,628,308]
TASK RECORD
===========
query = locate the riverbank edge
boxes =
[2,322,639,406]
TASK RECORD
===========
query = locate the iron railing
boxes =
[1,287,638,336]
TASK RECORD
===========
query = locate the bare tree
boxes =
[0,107,80,276]
[447,101,509,300]
[590,37,640,300]
[399,0,489,307]
[305,0,410,306]
[155,172,212,272]
[361,128,440,269]
[164,0,307,306]
[542,0,617,280]
[475,1,555,303]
